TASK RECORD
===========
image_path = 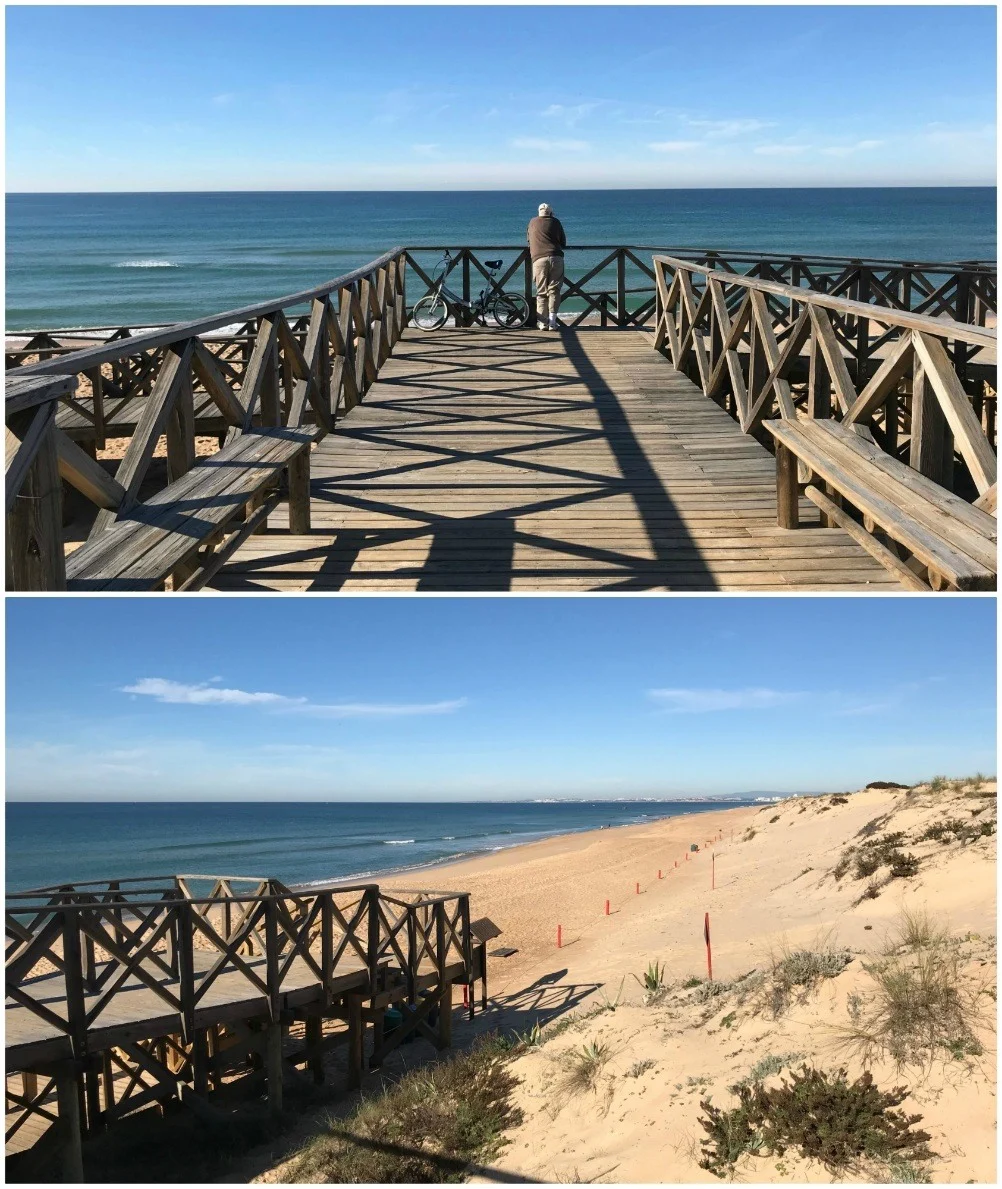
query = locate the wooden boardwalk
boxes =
[212,327,901,591]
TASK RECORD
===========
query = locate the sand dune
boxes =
[254,781,995,1184]
[459,781,996,1184]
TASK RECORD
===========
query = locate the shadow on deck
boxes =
[213,327,901,591]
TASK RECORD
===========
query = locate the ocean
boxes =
[4,799,756,893]
[5,188,996,331]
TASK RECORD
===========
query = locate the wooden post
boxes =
[265,1020,284,1120]
[260,337,281,427]
[438,981,453,1049]
[305,1014,324,1085]
[176,903,196,1045]
[191,1029,210,1098]
[776,442,799,529]
[617,251,627,328]
[5,405,66,590]
[287,448,311,534]
[346,994,364,1089]
[909,360,953,489]
[165,362,196,483]
[55,1060,84,1184]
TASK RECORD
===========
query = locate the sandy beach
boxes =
[251,780,996,1184]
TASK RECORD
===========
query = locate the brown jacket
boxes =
[527,215,567,261]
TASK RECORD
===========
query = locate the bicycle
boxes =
[411,251,530,330]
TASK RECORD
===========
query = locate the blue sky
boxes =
[5,597,996,800]
[5,6,996,190]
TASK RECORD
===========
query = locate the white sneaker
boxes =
[548,315,559,331]
[538,319,549,331]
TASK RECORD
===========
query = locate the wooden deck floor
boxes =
[212,328,902,591]
[5,949,372,1069]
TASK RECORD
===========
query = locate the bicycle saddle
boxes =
[484,259,503,269]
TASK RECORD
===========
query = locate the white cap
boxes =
[538,202,552,216]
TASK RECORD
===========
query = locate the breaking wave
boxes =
[113,260,180,269]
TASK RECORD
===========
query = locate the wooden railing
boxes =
[652,254,997,503]
[5,875,472,1060]
[6,879,373,1051]
[374,888,473,999]
[400,248,995,331]
[5,249,407,590]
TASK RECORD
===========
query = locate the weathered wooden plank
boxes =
[764,418,994,588]
[215,328,900,591]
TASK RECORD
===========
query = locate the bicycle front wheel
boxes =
[411,295,449,331]
[490,292,530,329]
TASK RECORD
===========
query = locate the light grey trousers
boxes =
[532,255,565,321]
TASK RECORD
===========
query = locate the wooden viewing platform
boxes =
[213,327,903,590]
[6,247,996,591]
[5,876,484,1182]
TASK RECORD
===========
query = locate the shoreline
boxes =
[292,800,760,893]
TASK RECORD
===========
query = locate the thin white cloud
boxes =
[120,677,467,718]
[511,137,589,152]
[411,143,440,156]
[295,699,468,719]
[820,139,884,157]
[649,140,701,153]
[649,687,804,713]
[754,143,811,156]
[542,102,601,127]
[122,678,300,706]
[686,117,776,138]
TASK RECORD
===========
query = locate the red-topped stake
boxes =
[704,912,713,981]
[557,924,562,949]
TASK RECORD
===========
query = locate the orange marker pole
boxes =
[635,881,640,895]
[604,899,610,916]
[658,868,663,880]
[557,924,562,949]
[704,912,713,981]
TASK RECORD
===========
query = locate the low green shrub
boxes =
[697,1066,934,1178]
[888,852,920,879]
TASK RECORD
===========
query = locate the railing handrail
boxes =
[654,254,997,351]
[404,245,996,270]
[13,246,407,380]
[5,884,379,912]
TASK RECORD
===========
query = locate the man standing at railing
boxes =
[527,202,567,331]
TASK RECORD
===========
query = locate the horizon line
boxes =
[6,183,997,197]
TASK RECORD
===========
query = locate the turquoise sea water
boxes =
[4,799,756,893]
[5,188,996,330]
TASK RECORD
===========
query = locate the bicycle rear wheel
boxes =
[490,292,530,329]
[411,295,449,330]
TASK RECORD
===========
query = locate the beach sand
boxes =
[253,780,996,1184]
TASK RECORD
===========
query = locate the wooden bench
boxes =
[763,417,997,591]
[65,425,317,590]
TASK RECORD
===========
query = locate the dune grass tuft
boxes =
[834,912,991,1069]
[557,1040,613,1095]
[282,1035,521,1183]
